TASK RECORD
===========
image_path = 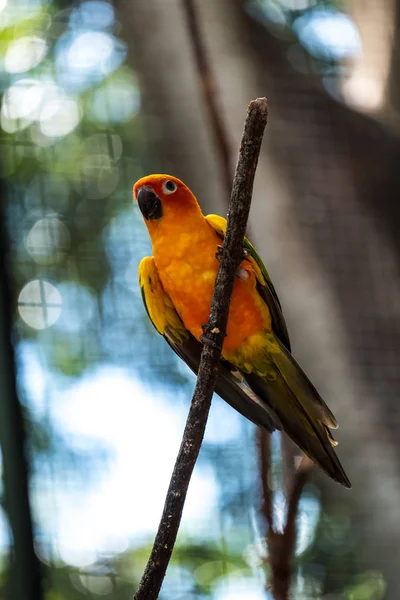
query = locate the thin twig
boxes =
[133,97,268,600]
[284,458,312,557]
[258,429,274,531]
[268,457,313,600]
[281,436,297,498]
[182,0,233,201]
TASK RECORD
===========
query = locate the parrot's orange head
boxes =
[133,174,199,223]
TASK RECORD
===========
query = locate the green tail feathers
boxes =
[245,335,351,489]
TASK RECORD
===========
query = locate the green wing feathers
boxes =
[245,333,351,488]
[205,214,351,488]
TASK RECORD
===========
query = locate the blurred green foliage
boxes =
[0,1,385,599]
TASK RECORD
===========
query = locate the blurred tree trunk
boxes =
[200,2,400,595]
[117,0,400,596]
[0,204,43,600]
[116,0,227,216]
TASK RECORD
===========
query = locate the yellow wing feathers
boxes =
[205,213,227,237]
[138,257,188,345]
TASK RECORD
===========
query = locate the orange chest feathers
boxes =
[151,220,270,352]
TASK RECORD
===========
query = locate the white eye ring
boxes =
[162,179,177,194]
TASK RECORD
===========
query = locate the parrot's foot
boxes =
[200,323,225,350]
[215,245,250,280]
[215,244,224,262]
[200,333,221,350]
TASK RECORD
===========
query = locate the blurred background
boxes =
[1,0,400,598]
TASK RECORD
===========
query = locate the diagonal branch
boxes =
[258,429,274,532]
[268,456,313,600]
[133,97,268,600]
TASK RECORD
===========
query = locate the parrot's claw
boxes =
[215,244,224,262]
[200,333,221,350]
[200,323,226,350]
[215,245,250,280]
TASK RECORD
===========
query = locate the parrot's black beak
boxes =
[137,187,163,221]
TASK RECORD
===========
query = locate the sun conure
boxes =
[133,174,351,488]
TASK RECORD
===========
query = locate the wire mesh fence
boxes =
[1,0,400,599]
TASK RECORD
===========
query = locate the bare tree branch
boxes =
[133,97,268,600]
[181,0,234,201]
[258,429,274,532]
[281,436,297,498]
[259,429,311,600]
[268,457,313,600]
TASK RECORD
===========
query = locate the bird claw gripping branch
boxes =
[216,245,250,280]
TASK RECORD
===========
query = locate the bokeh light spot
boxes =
[293,9,361,60]
[71,1,115,30]
[345,571,386,600]
[26,215,71,265]
[82,154,119,199]
[67,31,115,72]
[278,0,316,9]
[18,280,62,330]
[56,29,126,91]
[54,283,97,333]
[4,36,47,73]
[2,79,44,121]
[1,80,81,138]
[89,79,140,123]
[78,573,113,595]
[40,94,81,138]
[213,574,266,600]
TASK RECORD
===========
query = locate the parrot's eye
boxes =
[163,179,177,194]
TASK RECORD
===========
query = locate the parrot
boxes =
[133,173,351,489]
